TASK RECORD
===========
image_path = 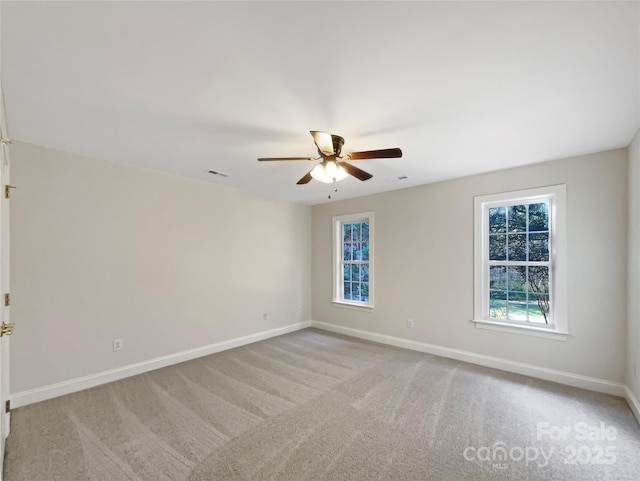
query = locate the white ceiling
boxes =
[1,1,639,205]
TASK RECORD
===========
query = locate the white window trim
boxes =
[333,211,374,310]
[473,185,568,340]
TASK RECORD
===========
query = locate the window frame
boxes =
[333,211,374,310]
[473,185,568,340]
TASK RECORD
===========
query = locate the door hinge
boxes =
[5,400,10,413]
[3,293,8,307]
[0,322,14,337]
[4,185,15,199]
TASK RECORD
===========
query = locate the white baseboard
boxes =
[12,321,311,409]
[310,321,627,397]
[13,319,638,425]
[624,386,640,425]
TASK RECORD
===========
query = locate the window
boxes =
[474,185,567,340]
[333,212,374,309]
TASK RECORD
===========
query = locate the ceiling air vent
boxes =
[207,170,230,178]
[391,175,409,181]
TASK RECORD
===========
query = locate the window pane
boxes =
[490,290,507,319]
[507,266,527,292]
[529,294,550,324]
[507,301,527,321]
[351,282,361,301]
[343,265,350,282]
[528,266,549,294]
[362,222,369,242]
[352,243,362,260]
[506,270,527,320]
[361,282,369,302]
[351,264,360,281]
[351,223,360,242]
[343,282,351,300]
[529,203,549,232]
[489,266,506,290]
[360,264,369,282]
[343,243,352,261]
[508,205,527,232]
[508,234,527,261]
[489,207,506,233]
[343,224,352,243]
[529,233,549,261]
[361,242,369,261]
[489,235,506,260]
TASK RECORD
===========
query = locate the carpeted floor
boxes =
[4,328,640,480]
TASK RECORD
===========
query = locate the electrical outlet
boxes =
[262,312,268,320]
[113,339,124,352]
[407,319,414,328]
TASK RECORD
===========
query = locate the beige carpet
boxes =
[4,328,640,480]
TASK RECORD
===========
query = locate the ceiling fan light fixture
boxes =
[310,162,348,184]
[334,165,348,182]
[310,164,332,183]
[325,160,338,177]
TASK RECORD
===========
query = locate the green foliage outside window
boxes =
[488,203,550,324]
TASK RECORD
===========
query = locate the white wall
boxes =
[312,149,628,383]
[10,142,311,393]
[629,130,640,399]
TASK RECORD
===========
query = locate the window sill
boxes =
[332,300,374,312]
[472,319,568,341]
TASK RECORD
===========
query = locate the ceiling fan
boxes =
[258,131,402,185]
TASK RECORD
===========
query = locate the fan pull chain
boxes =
[328,179,339,199]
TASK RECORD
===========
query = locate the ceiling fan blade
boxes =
[345,148,403,160]
[310,131,334,156]
[296,170,313,185]
[340,161,373,181]
[258,157,315,161]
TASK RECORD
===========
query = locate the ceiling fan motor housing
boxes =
[331,135,344,156]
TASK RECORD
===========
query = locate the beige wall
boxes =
[312,149,628,383]
[629,129,640,399]
[10,140,633,394]
[10,142,311,393]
